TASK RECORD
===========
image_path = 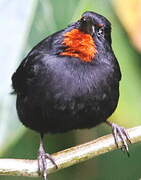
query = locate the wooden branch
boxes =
[0,125,141,178]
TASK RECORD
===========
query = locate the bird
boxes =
[12,11,131,179]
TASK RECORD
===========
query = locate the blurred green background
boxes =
[0,0,141,180]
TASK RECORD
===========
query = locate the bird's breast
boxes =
[43,60,117,112]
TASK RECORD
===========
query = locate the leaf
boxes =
[113,0,141,52]
[0,0,38,154]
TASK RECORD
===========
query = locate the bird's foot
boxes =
[106,121,131,156]
[38,144,57,180]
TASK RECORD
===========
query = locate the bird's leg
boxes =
[106,121,131,156]
[38,134,58,180]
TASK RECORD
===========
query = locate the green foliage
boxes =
[0,0,141,179]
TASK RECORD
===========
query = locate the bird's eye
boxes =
[80,17,86,22]
[97,27,104,37]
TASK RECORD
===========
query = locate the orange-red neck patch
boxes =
[60,29,97,62]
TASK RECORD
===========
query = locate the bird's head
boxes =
[79,11,111,43]
[60,11,112,62]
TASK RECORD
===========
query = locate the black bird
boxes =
[12,11,131,179]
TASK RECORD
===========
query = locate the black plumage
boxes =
[12,11,130,179]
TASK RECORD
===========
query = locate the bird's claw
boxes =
[38,151,57,180]
[38,151,48,180]
[107,122,131,156]
[45,153,58,169]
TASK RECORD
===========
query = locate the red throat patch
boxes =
[60,29,97,62]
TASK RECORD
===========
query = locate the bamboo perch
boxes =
[0,125,141,178]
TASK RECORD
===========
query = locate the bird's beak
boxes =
[91,25,95,36]
[79,18,95,36]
